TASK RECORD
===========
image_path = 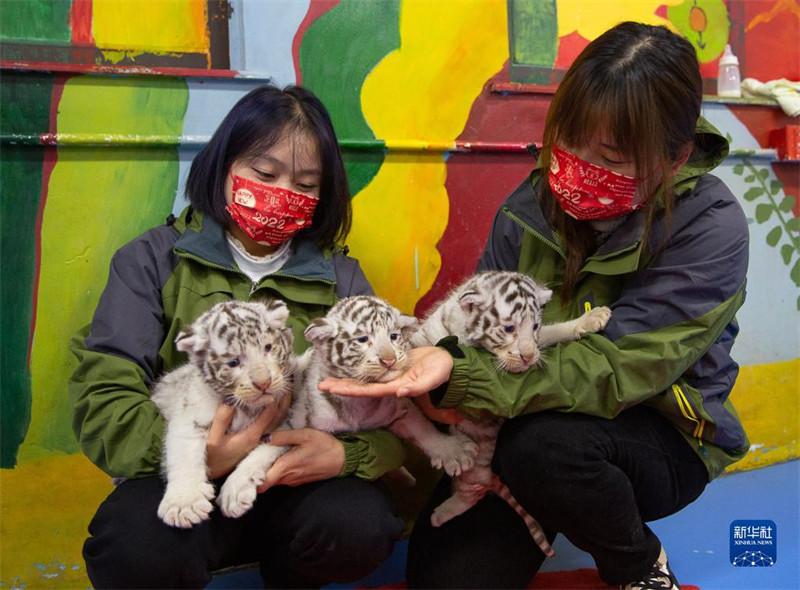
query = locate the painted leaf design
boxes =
[791,258,800,287]
[781,244,794,265]
[755,203,774,223]
[767,226,782,247]
[744,187,764,201]
[778,196,795,212]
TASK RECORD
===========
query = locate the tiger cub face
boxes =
[175,299,295,410]
[304,296,418,383]
[456,271,552,373]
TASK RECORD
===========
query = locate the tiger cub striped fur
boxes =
[412,270,612,557]
[151,299,295,528]
[214,295,479,520]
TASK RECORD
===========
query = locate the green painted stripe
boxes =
[0,0,71,42]
[0,73,55,467]
[300,0,401,196]
[20,76,189,462]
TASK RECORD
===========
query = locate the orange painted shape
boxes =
[689,5,708,33]
[746,0,800,32]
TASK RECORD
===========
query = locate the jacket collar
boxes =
[506,171,647,256]
[172,207,336,283]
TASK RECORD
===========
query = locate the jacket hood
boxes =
[673,116,729,195]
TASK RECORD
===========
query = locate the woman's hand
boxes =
[318,346,454,398]
[205,394,290,480]
[257,429,345,492]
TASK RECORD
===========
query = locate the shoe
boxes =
[621,546,680,589]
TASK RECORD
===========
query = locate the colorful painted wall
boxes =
[1,0,798,587]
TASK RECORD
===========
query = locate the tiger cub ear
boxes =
[397,313,419,339]
[458,289,489,313]
[175,325,208,355]
[537,287,553,307]
[263,299,290,325]
[304,317,337,344]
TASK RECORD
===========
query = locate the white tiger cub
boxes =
[411,270,612,557]
[151,299,296,529]
[214,295,479,520]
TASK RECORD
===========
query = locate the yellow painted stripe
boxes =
[353,0,508,313]
[93,0,209,60]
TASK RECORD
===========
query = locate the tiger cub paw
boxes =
[428,432,478,477]
[157,481,215,528]
[216,471,261,519]
[575,306,612,337]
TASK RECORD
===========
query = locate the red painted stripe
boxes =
[1,60,243,79]
[69,0,94,45]
[291,0,340,85]
[29,75,70,368]
[454,140,533,153]
[490,81,560,95]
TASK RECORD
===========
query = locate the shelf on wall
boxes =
[489,82,781,108]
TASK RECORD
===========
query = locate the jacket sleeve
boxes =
[69,228,179,478]
[332,252,407,479]
[437,177,749,423]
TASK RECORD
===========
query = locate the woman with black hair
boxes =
[70,85,406,589]
[321,22,750,590]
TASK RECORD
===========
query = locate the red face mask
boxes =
[548,145,642,220]
[226,173,319,246]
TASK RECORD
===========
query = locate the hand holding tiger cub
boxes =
[205,393,291,480]
[153,296,478,528]
[318,345,454,399]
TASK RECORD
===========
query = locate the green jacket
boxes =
[69,207,405,480]
[435,118,750,480]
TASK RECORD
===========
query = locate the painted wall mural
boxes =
[1,0,798,587]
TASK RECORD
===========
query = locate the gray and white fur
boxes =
[412,270,612,557]
[214,295,479,520]
[151,299,296,528]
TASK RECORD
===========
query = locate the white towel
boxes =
[741,78,800,117]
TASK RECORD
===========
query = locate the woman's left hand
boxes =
[257,429,345,492]
[318,346,454,398]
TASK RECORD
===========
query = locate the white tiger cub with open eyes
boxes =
[214,295,479,520]
[151,299,296,529]
[411,270,612,557]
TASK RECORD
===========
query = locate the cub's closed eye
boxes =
[264,343,272,352]
[226,359,240,368]
[356,335,369,343]
[503,325,515,333]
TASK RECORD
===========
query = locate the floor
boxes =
[209,459,799,590]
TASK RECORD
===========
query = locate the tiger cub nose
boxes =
[380,357,396,369]
[251,367,273,392]
[254,377,273,392]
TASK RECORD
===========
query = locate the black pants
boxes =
[407,407,709,588]
[84,476,405,589]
